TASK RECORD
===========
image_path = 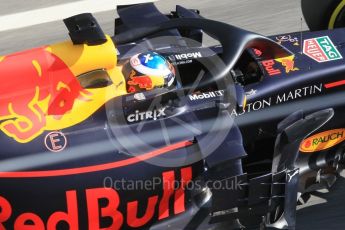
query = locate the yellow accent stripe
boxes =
[0,56,4,62]
[243,96,247,111]
[56,81,71,92]
[32,60,42,77]
[329,0,345,29]
[31,86,43,123]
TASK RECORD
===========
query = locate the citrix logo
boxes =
[127,107,167,123]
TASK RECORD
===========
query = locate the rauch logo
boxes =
[300,128,345,153]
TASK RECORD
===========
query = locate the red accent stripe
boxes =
[325,80,345,88]
[0,141,193,178]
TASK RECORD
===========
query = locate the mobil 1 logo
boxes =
[189,90,224,101]
[303,36,343,63]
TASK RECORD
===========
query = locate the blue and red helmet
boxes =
[123,51,176,93]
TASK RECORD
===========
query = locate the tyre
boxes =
[301,0,345,30]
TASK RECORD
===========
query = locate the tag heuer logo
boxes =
[303,36,342,63]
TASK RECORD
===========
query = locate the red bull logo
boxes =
[261,60,281,76]
[128,76,153,89]
[127,69,154,93]
[262,56,299,76]
[275,56,299,73]
[0,47,92,143]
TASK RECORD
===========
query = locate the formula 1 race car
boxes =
[0,2,345,230]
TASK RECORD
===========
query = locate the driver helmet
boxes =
[122,51,176,93]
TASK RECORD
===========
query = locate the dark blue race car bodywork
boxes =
[0,2,345,230]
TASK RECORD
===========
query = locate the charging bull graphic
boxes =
[128,76,154,92]
[0,47,92,143]
[126,69,154,93]
[276,55,299,73]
